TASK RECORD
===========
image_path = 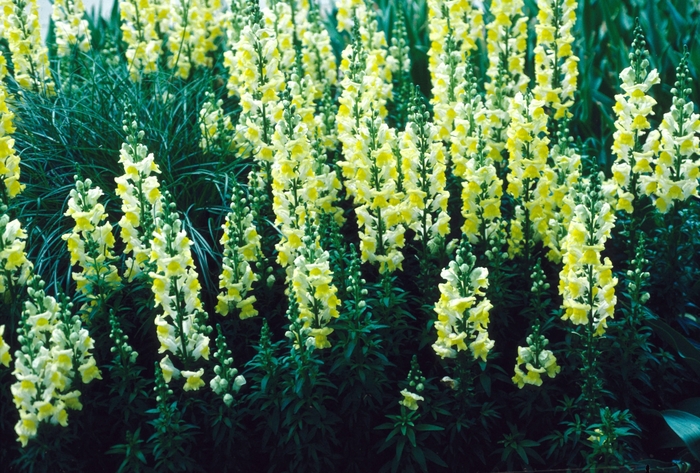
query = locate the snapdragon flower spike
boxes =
[608,25,659,214]
[533,0,579,124]
[11,277,99,446]
[163,0,225,79]
[427,0,482,140]
[271,98,314,270]
[119,0,163,82]
[225,1,284,104]
[433,238,494,361]
[210,324,246,406]
[279,80,344,227]
[216,184,260,319]
[149,197,211,389]
[337,1,394,112]
[271,1,299,77]
[0,52,26,204]
[481,0,528,168]
[0,0,55,94]
[51,0,91,58]
[300,0,337,97]
[512,324,559,388]
[536,119,581,262]
[559,176,618,336]
[226,2,284,191]
[62,177,121,315]
[513,263,560,388]
[505,92,550,258]
[198,91,234,154]
[336,38,406,273]
[338,110,406,272]
[289,223,340,350]
[108,310,139,369]
[0,212,32,299]
[399,355,426,411]
[400,92,450,256]
[451,68,503,245]
[115,120,164,280]
[647,53,700,212]
[485,0,528,98]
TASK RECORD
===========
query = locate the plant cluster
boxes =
[0,0,700,472]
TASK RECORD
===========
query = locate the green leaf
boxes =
[661,409,700,461]
[648,318,700,378]
[411,447,428,472]
[415,424,444,432]
[675,398,700,419]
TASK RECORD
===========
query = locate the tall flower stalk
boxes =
[115,119,164,281]
[216,183,261,319]
[608,25,659,215]
[150,196,212,390]
[559,175,617,417]
[0,0,54,94]
[11,277,100,446]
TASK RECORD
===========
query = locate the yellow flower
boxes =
[0,215,33,297]
[399,389,424,411]
[51,0,91,57]
[0,0,55,94]
[12,276,98,445]
[559,177,618,335]
[216,185,261,318]
[400,99,451,255]
[289,229,340,349]
[505,92,550,257]
[149,198,211,379]
[533,0,578,120]
[62,177,121,313]
[119,0,162,81]
[182,368,205,391]
[651,54,700,212]
[433,240,494,360]
[608,29,659,214]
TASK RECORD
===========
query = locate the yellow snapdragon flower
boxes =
[289,230,340,350]
[427,0,482,139]
[149,201,211,380]
[451,74,503,244]
[114,122,164,280]
[11,277,99,446]
[559,176,618,336]
[0,0,54,94]
[433,240,494,360]
[648,54,700,212]
[513,343,560,388]
[216,185,260,319]
[120,0,163,82]
[51,0,91,57]
[505,92,550,257]
[0,325,10,367]
[485,0,528,97]
[609,28,659,213]
[400,97,451,254]
[0,214,33,298]
[163,0,226,78]
[337,40,405,273]
[533,0,578,121]
[62,177,121,313]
